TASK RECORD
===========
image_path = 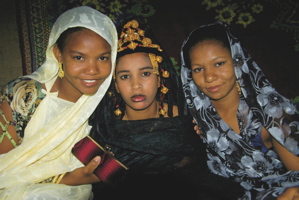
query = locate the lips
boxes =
[131,95,146,102]
[207,85,221,93]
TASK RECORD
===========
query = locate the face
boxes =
[54,29,112,100]
[189,40,236,101]
[114,52,160,111]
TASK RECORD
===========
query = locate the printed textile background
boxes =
[16,0,299,101]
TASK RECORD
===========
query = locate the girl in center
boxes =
[89,18,244,199]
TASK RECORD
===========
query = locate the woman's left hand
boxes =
[277,187,299,200]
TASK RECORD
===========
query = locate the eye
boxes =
[192,67,203,73]
[99,56,109,61]
[74,56,83,60]
[120,74,129,80]
[215,61,225,67]
[142,72,151,77]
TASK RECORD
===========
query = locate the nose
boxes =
[84,60,100,75]
[131,78,142,90]
[204,68,217,83]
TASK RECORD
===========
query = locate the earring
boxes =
[236,80,241,95]
[114,104,122,116]
[58,63,64,78]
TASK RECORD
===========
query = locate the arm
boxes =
[0,101,19,154]
[271,136,299,171]
[264,128,299,199]
[261,127,299,170]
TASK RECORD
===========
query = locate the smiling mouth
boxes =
[83,80,96,83]
[207,85,221,92]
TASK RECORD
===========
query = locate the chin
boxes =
[82,89,97,96]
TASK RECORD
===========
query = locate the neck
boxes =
[53,77,82,103]
[123,101,159,120]
[211,87,240,116]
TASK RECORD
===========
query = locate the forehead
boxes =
[64,29,111,50]
[116,52,152,68]
[191,40,230,54]
[68,29,104,42]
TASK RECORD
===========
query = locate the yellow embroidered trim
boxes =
[0,110,17,147]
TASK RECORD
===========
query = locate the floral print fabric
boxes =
[0,77,45,140]
[180,21,299,199]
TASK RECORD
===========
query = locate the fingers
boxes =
[193,124,201,134]
[192,119,203,139]
[81,156,101,175]
[60,156,102,185]
[87,156,101,171]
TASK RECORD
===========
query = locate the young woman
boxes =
[0,6,117,199]
[181,21,299,199]
[89,18,244,199]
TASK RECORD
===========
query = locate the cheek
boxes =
[100,64,112,77]
[63,64,81,76]
[219,67,235,81]
[115,81,129,94]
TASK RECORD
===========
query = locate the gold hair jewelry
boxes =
[160,84,169,94]
[162,70,169,78]
[236,80,241,95]
[148,53,162,75]
[117,20,163,75]
[108,91,113,97]
[58,63,64,78]
[114,105,122,116]
[158,107,166,116]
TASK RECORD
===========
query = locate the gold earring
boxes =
[58,63,64,78]
[236,80,241,95]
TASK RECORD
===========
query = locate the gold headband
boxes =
[117,20,163,75]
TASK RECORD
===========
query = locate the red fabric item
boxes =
[72,136,128,184]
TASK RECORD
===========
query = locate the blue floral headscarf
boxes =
[180,21,299,199]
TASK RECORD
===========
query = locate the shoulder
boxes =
[1,77,45,113]
[3,76,43,94]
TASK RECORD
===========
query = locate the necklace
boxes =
[123,101,160,120]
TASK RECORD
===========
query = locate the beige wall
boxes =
[0,0,22,90]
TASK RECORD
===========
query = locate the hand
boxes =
[60,156,101,185]
[277,187,299,200]
[192,120,202,139]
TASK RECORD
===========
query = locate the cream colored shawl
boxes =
[0,6,117,199]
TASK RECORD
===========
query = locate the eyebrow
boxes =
[116,66,153,75]
[139,66,153,70]
[69,50,111,56]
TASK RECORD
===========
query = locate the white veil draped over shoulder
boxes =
[0,6,117,200]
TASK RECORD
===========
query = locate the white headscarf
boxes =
[0,6,117,199]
